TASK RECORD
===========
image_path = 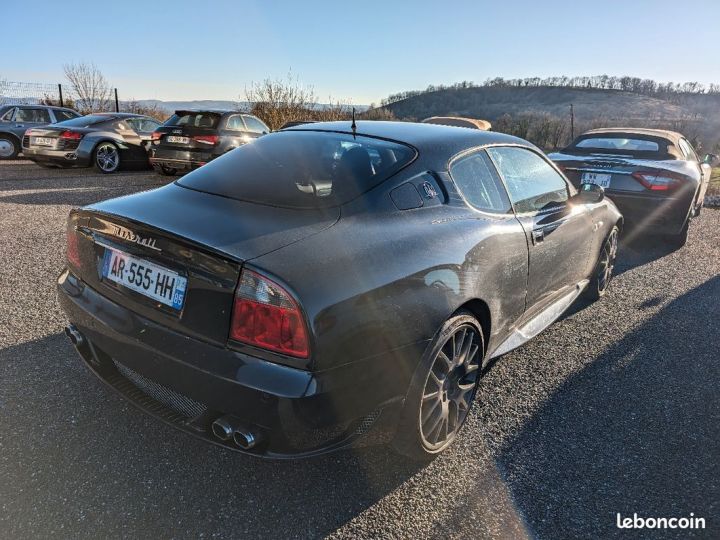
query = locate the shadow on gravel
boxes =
[0,333,422,538]
[497,275,720,538]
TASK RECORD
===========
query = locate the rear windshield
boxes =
[177,130,416,208]
[54,114,112,127]
[165,112,220,129]
[571,136,661,153]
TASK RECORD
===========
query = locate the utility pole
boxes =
[570,103,575,140]
[58,84,64,108]
[114,88,119,113]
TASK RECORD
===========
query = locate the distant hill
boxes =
[135,99,369,113]
[381,86,720,151]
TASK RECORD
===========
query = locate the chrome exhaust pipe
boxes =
[211,415,262,449]
[64,324,85,347]
[65,152,77,160]
[233,429,263,450]
[211,416,239,441]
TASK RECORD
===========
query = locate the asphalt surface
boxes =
[1,160,718,539]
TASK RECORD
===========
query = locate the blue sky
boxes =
[4,0,719,104]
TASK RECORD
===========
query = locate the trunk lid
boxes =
[550,152,689,192]
[71,183,339,344]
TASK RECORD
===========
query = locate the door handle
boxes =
[532,228,544,244]
[15,124,24,128]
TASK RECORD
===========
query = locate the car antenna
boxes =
[351,107,357,137]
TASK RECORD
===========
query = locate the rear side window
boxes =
[678,139,699,162]
[242,115,269,134]
[127,117,160,132]
[165,112,219,129]
[487,146,568,214]
[178,130,416,208]
[53,110,78,122]
[15,108,51,123]
[450,151,511,213]
[575,137,659,152]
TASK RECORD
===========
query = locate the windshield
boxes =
[178,130,416,208]
[53,114,113,127]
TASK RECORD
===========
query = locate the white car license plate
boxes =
[166,135,190,144]
[581,172,612,188]
[101,247,187,310]
[32,137,55,146]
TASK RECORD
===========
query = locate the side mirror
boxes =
[573,182,605,204]
[703,153,718,166]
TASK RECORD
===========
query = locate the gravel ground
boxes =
[0,160,718,539]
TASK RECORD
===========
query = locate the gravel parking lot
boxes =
[1,160,718,539]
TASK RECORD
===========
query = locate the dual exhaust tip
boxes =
[211,415,263,450]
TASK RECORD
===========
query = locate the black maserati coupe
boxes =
[549,128,712,247]
[59,121,622,459]
[23,113,161,173]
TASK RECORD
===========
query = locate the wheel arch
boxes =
[0,131,21,144]
[455,298,491,355]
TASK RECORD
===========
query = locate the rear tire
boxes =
[392,310,485,460]
[585,226,619,301]
[94,142,121,174]
[0,135,19,160]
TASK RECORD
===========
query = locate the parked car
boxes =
[59,121,621,459]
[549,128,712,246]
[148,110,270,175]
[22,113,161,173]
[0,104,80,159]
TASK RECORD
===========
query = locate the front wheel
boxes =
[0,135,19,160]
[94,142,121,173]
[393,311,484,460]
[585,226,619,301]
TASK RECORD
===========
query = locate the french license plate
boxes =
[101,247,187,310]
[32,137,55,146]
[581,172,612,188]
[166,135,189,144]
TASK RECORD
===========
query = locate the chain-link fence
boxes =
[0,81,120,112]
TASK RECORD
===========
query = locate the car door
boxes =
[115,120,147,162]
[486,145,595,311]
[448,149,529,336]
[241,115,270,139]
[222,114,253,152]
[126,117,161,154]
[11,107,52,139]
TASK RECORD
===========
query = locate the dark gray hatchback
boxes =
[148,109,269,175]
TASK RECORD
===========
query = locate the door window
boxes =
[487,146,569,214]
[53,110,79,122]
[678,138,699,162]
[15,108,51,123]
[242,115,269,134]
[450,150,511,213]
[126,118,160,133]
[225,115,246,131]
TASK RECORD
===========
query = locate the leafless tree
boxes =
[63,62,112,113]
[122,99,169,121]
[243,73,318,130]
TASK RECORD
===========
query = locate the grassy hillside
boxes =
[382,86,720,152]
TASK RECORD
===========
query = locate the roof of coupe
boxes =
[285,120,530,154]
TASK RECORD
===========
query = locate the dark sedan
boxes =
[148,110,269,175]
[59,121,622,459]
[549,128,712,246]
[23,113,161,173]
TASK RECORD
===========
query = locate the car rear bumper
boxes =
[22,146,91,167]
[606,190,694,235]
[149,148,216,171]
[57,269,402,458]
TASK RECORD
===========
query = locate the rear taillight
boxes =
[229,270,309,358]
[631,170,684,191]
[66,222,81,270]
[151,131,163,141]
[193,135,219,145]
[59,130,83,141]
